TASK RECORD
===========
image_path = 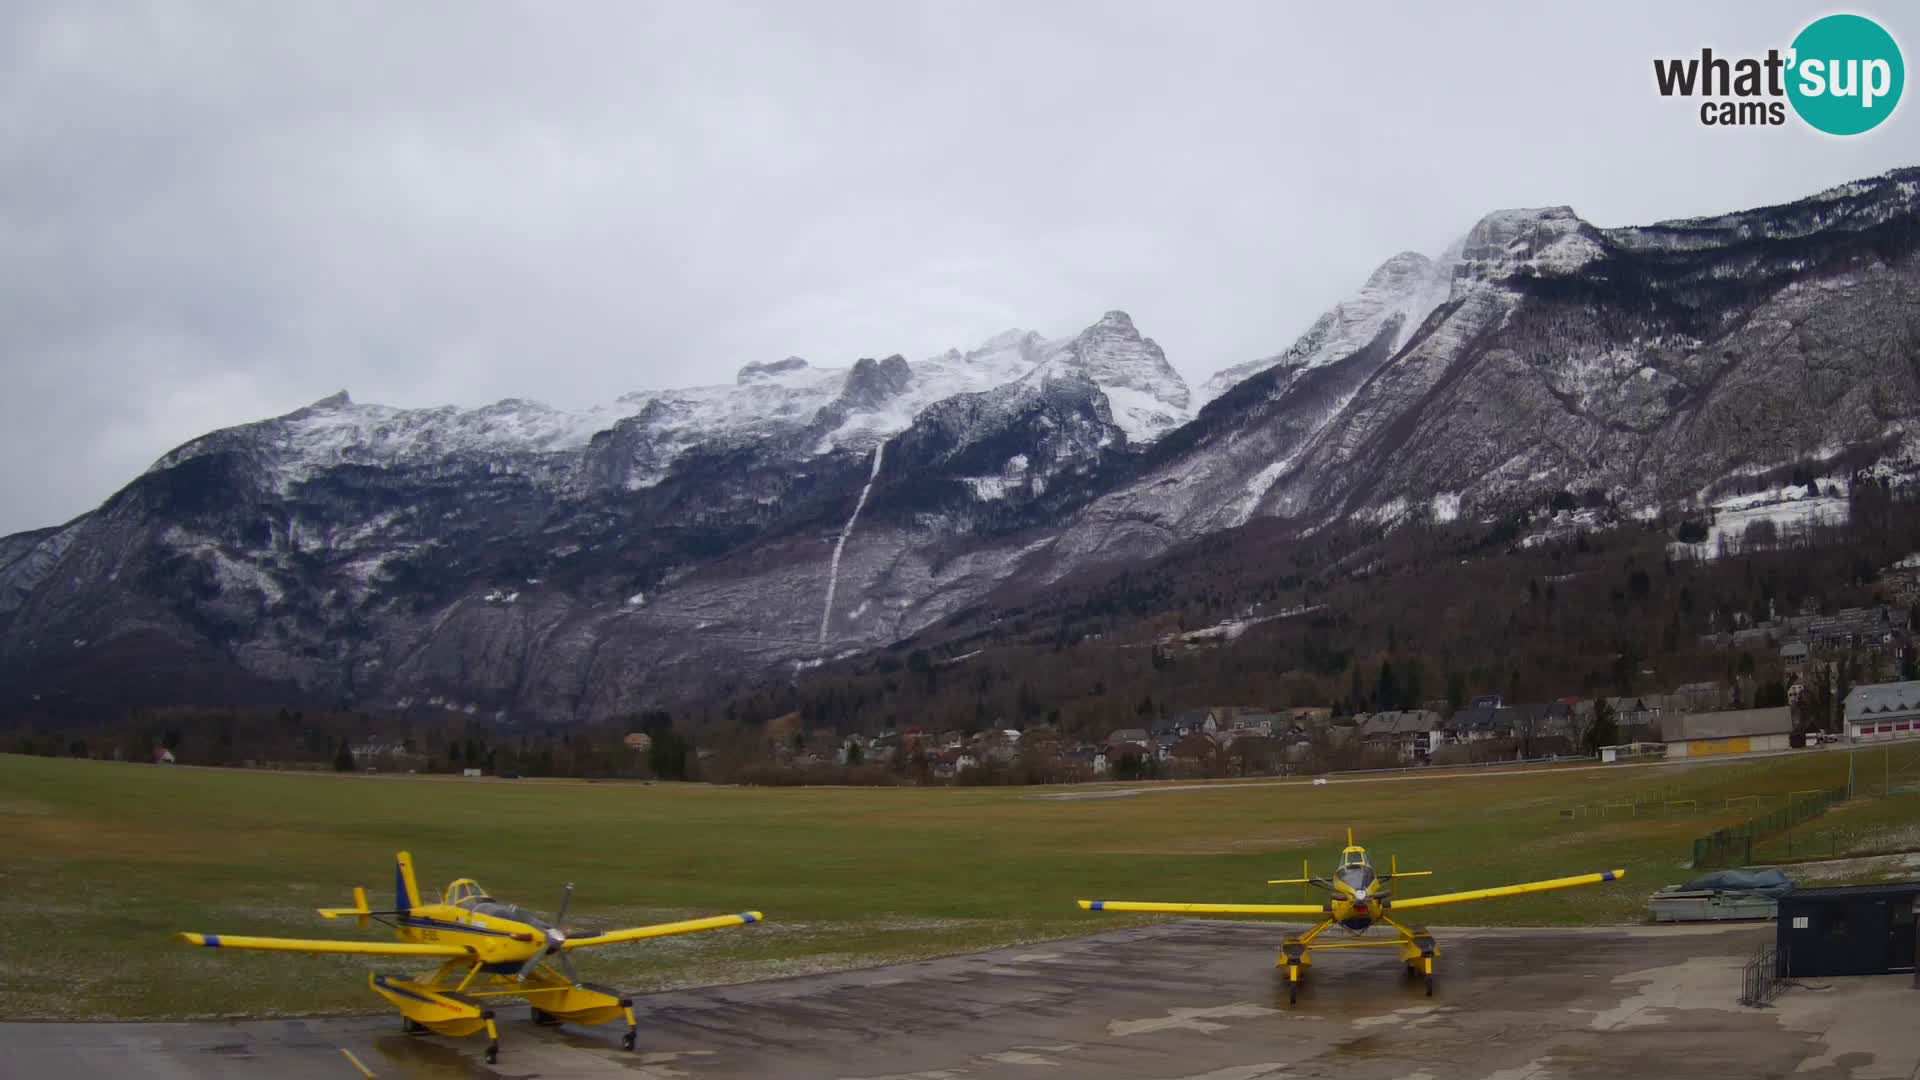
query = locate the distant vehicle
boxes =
[1077,828,1623,1003]
[176,851,764,1063]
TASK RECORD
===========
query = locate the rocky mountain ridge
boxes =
[4,167,1917,723]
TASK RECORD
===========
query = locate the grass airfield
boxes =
[0,748,1901,1020]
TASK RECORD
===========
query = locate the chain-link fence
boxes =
[1691,786,1848,868]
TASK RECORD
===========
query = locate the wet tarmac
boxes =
[4,921,1915,1079]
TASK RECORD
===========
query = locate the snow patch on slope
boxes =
[819,441,886,643]
[1669,486,1850,560]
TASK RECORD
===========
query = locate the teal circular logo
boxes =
[1787,14,1904,135]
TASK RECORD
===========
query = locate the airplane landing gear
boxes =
[1426,972,1435,997]
[402,1017,426,1035]
[621,1029,637,1051]
[532,1007,560,1026]
[485,1041,498,1065]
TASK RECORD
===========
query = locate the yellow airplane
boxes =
[1077,829,1623,1003]
[177,852,763,1063]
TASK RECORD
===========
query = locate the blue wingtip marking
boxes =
[1091,901,1104,911]
[742,912,757,924]
[1601,871,1616,882]
[204,934,221,947]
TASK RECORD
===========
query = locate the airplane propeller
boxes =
[516,882,581,982]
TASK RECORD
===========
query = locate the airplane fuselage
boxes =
[393,900,556,969]
[1329,853,1383,932]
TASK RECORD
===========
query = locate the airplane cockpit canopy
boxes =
[445,879,552,930]
[1335,847,1376,893]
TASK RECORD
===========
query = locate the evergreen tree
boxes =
[1585,698,1618,753]
[1375,660,1397,712]
[332,738,354,772]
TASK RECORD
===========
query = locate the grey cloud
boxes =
[1,0,1912,533]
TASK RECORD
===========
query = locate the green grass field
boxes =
[0,748,1900,1020]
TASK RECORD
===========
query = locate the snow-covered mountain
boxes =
[4,167,1918,723]
[1199,249,1455,406]
[150,312,1189,500]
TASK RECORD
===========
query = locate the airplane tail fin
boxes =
[394,852,422,912]
[1382,853,1433,884]
[317,886,373,927]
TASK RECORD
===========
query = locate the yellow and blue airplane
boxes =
[177,852,763,1063]
[1078,829,1623,1003]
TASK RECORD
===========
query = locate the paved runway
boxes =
[5,921,1915,1079]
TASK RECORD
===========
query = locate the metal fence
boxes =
[1691,785,1848,868]
[1738,943,1790,1007]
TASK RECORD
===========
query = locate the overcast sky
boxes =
[2,1,1913,535]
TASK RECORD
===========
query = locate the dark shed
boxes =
[1776,881,1920,978]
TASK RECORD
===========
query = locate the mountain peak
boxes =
[1451,205,1601,277]
[309,390,352,410]
[1364,251,1440,290]
[838,354,913,410]
[1028,311,1192,442]
[1198,247,1455,406]
[737,357,811,385]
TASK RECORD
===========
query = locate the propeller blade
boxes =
[559,950,581,984]
[556,883,573,929]
[515,944,548,981]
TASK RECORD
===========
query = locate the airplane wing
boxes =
[561,911,763,950]
[176,932,473,957]
[1387,869,1624,911]
[1078,900,1327,915]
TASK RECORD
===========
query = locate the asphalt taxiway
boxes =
[4,921,1914,1079]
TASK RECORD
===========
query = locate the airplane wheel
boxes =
[403,1018,425,1035]
[485,1043,499,1065]
[532,1008,558,1026]
[1287,980,1299,1005]
[1425,974,1435,997]
[621,1030,637,1051]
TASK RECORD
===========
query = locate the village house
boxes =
[1780,641,1811,681]
[1884,557,1920,605]
[1843,680,1920,742]
[1807,605,1901,657]
[1510,702,1581,753]
[1227,710,1283,737]
[1356,710,1444,762]
[834,733,870,765]
[1448,705,1514,743]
